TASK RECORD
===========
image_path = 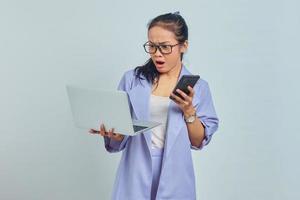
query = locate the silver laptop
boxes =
[66,85,161,136]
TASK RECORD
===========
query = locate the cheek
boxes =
[150,56,157,63]
[165,54,180,64]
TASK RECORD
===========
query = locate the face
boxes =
[147,26,188,74]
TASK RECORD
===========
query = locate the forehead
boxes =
[147,26,177,43]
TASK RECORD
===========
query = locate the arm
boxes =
[170,80,219,150]
[190,81,219,150]
[184,110,206,148]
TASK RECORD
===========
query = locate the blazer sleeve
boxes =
[191,80,219,150]
[103,70,134,153]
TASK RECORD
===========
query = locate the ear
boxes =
[180,40,189,53]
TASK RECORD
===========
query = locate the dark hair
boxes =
[134,12,189,83]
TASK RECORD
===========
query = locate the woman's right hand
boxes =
[89,124,125,142]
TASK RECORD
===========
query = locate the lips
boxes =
[155,60,165,65]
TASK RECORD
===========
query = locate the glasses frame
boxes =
[143,41,180,55]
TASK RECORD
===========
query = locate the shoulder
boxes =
[193,77,211,99]
[121,68,136,80]
[196,78,209,89]
[117,68,139,91]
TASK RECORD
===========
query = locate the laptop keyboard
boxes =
[133,125,148,132]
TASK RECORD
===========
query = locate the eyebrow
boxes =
[149,41,172,45]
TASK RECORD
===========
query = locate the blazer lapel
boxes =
[126,78,152,154]
[164,65,191,158]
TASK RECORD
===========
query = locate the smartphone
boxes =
[169,75,200,100]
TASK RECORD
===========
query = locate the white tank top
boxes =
[149,94,170,149]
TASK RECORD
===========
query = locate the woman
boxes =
[90,12,219,200]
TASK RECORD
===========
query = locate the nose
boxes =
[154,47,163,57]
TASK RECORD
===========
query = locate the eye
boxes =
[160,45,169,50]
[147,44,156,51]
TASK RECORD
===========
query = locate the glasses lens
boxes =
[143,43,176,54]
[144,43,156,54]
[159,45,172,54]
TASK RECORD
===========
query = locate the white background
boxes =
[1,0,299,199]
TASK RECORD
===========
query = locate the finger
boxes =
[101,131,106,136]
[170,93,183,106]
[89,129,99,133]
[187,86,195,98]
[111,128,116,136]
[99,131,105,136]
[100,124,106,131]
[176,89,192,102]
[107,128,113,137]
[171,92,185,104]
[89,129,95,133]
[170,93,180,103]
[103,126,111,137]
[89,129,99,134]
[100,124,106,136]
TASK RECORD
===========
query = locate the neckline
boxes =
[151,94,170,98]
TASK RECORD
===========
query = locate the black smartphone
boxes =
[169,75,200,100]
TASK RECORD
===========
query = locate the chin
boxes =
[156,67,168,73]
[154,63,167,72]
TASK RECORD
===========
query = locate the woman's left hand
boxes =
[170,86,196,117]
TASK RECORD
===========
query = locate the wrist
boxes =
[183,107,196,118]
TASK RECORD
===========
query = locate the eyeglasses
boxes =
[143,42,180,55]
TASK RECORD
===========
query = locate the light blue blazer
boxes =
[104,65,219,200]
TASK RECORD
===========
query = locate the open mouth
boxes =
[155,61,165,65]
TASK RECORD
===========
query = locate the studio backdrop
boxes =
[0,0,299,199]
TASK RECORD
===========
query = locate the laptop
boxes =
[66,85,161,136]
